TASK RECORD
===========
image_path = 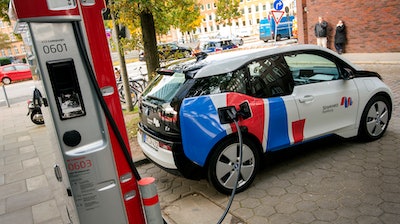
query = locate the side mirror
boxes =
[343,68,355,80]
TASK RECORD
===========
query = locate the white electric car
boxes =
[137,44,393,194]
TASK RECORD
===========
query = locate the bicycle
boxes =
[116,66,148,107]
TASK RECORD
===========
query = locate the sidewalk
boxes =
[342,52,400,64]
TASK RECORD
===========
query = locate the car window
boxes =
[247,55,294,98]
[15,65,29,70]
[3,66,15,72]
[186,68,247,97]
[284,53,340,85]
[143,72,186,103]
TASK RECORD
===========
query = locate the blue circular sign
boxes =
[273,0,284,11]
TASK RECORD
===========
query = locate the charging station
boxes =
[10,0,146,223]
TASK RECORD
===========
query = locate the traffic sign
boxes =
[273,0,284,11]
[271,10,285,25]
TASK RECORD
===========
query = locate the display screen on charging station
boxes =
[47,59,86,120]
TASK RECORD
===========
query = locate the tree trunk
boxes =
[111,10,133,111]
[140,8,159,80]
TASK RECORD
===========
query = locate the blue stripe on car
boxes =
[266,97,291,151]
[180,96,228,166]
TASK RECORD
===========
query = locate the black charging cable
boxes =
[73,21,169,224]
[217,109,243,224]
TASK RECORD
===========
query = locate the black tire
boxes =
[358,95,391,141]
[207,136,259,194]
[2,77,11,85]
[276,35,281,41]
[30,109,44,125]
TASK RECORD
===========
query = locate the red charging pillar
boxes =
[77,1,146,223]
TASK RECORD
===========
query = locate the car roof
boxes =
[192,44,357,78]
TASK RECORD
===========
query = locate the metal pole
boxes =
[1,85,10,107]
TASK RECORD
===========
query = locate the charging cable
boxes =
[217,109,243,224]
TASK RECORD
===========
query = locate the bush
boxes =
[0,57,11,66]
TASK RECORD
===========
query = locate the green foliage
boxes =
[0,57,11,66]
[0,0,10,22]
[216,0,241,26]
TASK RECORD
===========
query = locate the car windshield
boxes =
[143,72,186,103]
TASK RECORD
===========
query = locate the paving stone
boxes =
[0,181,26,200]
[26,174,48,191]
[32,200,60,223]
[6,188,52,212]
[0,207,33,224]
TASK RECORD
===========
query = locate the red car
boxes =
[0,64,32,85]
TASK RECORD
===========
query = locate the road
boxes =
[0,81,36,107]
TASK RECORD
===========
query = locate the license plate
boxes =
[143,133,159,150]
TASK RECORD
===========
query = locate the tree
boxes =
[168,0,202,43]
[0,0,10,22]
[0,33,11,50]
[112,0,201,80]
[215,0,241,35]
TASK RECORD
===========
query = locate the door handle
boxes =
[298,95,315,103]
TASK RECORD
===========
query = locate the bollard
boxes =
[138,177,163,224]
[1,85,10,107]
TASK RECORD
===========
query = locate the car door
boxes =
[246,54,301,152]
[284,52,359,140]
[14,64,32,80]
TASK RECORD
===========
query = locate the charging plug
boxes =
[218,106,237,124]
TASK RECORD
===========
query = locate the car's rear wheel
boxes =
[207,137,259,194]
[358,95,391,141]
[2,77,11,85]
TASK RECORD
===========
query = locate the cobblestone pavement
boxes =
[137,63,400,224]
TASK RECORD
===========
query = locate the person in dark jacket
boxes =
[334,20,346,54]
[314,16,328,48]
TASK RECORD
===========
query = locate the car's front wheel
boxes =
[207,137,259,194]
[358,95,391,141]
[2,77,11,85]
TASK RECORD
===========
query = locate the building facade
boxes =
[0,20,26,62]
[296,0,400,52]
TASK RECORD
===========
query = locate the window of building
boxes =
[14,46,19,54]
[256,18,260,24]
[1,49,5,57]
[263,5,267,11]
[209,15,212,21]
[248,7,252,13]
[201,5,204,11]
[207,3,211,10]
[20,44,25,53]
[255,5,259,12]
[241,9,244,14]
[214,3,217,8]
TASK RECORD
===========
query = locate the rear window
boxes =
[143,72,186,103]
[186,68,247,97]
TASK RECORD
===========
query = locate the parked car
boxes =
[137,45,393,194]
[0,63,32,85]
[201,39,238,53]
[139,43,192,61]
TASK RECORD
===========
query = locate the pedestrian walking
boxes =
[314,16,328,48]
[334,20,346,54]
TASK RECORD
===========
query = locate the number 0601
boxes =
[43,43,68,54]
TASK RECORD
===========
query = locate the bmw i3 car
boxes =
[137,44,393,194]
